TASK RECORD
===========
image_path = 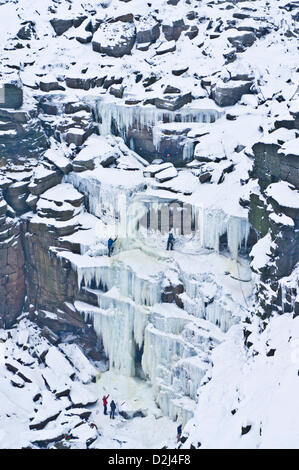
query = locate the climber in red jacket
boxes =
[102,394,109,415]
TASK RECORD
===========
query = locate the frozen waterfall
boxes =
[96,100,223,137]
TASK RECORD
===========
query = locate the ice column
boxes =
[95,100,223,140]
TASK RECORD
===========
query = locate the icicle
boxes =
[95,100,224,142]
[227,216,251,260]
[193,205,250,259]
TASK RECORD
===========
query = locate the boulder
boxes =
[164,85,181,94]
[31,431,65,448]
[109,13,134,23]
[41,326,59,345]
[75,19,93,44]
[172,66,189,76]
[28,167,62,196]
[17,23,35,40]
[136,19,160,44]
[228,31,256,49]
[109,85,125,99]
[29,409,62,430]
[65,127,92,147]
[50,18,74,36]
[142,73,159,88]
[211,80,253,106]
[155,92,192,111]
[155,40,176,55]
[185,25,199,40]
[199,171,212,183]
[40,80,65,92]
[103,76,123,89]
[0,77,23,109]
[155,166,178,182]
[162,19,188,41]
[92,21,136,57]
[65,76,95,91]
[4,181,30,215]
[69,383,97,408]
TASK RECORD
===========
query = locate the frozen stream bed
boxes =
[87,370,177,449]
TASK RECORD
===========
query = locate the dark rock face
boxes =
[0,196,25,327]
[162,282,184,308]
[122,122,194,166]
[40,80,65,92]
[162,20,188,41]
[65,76,95,91]
[249,129,299,317]
[17,23,35,40]
[185,25,199,40]
[250,142,299,190]
[136,22,160,44]
[23,218,79,316]
[211,80,253,106]
[0,81,23,109]
[269,216,298,279]
[0,108,48,160]
[50,18,74,36]
[228,31,256,50]
[109,85,125,99]
[28,170,62,197]
[4,181,30,215]
[154,92,192,111]
[248,192,269,237]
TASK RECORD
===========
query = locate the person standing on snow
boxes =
[102,394,109,415]
[167,232,175,251]
[110,400,116,419]
[177,424,182,442]
[108,237,117,257]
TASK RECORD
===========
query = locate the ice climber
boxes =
[108,237,117,257]
[102,394,109,415]
[167,232,175,251]
[177,424,182,442]
[110,400,116,419]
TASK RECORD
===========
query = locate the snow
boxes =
[265,182,299,209]
[73,135,116,163]
[278,138,299,157]
[155,166,178,182]
[269,212,294,227]
[59,344,98,384]
[183,314,299,449]
[44,347,74,378]
[40,183,83,204]
[88,370,177,449]
[250,234,272,272]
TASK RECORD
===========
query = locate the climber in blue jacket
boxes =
[108,237,117,257]
[167,232,175,251]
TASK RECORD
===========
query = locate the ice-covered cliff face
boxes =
[0,0,298,449]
